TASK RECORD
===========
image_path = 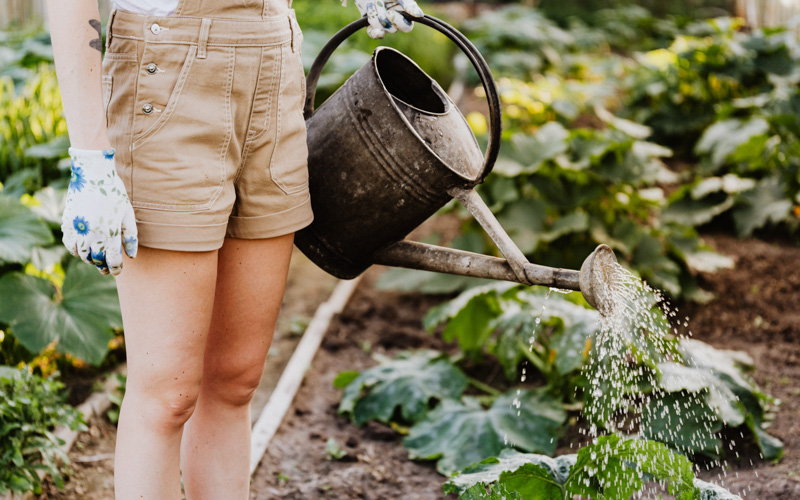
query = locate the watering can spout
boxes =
[372,242,618,316]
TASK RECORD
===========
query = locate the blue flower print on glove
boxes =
[73,216,90,235]
[69,166,87,192]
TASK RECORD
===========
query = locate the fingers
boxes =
[365,0,393,39]
[393,0,423,18]
[88,236,110,276]
[121,208,139,259]
[106,243,124,277]
[387,9,413,33]
[76,238,94,268]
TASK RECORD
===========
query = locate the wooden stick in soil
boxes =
[249,277,362,475]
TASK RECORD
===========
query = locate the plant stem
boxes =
[467,376,501,397]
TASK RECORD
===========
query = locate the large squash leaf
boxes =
[642,391,724,457]
[444,449,573,497]
[404,389,566,474]
[448,436,711,500]
[0,194,53,264]
[0,261,121,364]
[566,436,697,500]
[337,350,468,426]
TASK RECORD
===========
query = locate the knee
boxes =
[125,382,201,432]
[202,361,264,408]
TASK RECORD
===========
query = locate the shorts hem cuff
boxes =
[226,197,313,239]
[136,220,228,252]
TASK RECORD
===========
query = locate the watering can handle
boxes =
[303,14,502,184]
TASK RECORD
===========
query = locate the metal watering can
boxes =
[295,15,617,315]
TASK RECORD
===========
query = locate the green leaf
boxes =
[23,135,70,160]
[565,436,697,499]
[338,350,468,426]
[732,176,793,236]
[404,389,566,474]
[745,414,784,461]
[0,261,120,365]
[663,193,735,226]
[491,291,598,380]
[423,283,512,352]
[444,448,574,495]
[325,438,347,460]
[27,187,64,226]
[596,105,652,139]
[496,199,548,254]
[0,194,54,264]
[332,371,359,389]
[693,479,743,499]
[459,483,523,500]
[642,391,724,457]
[497,463,565,500]
[657,362,745,426]
[695,118,770,167]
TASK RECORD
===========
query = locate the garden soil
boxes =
[250,234,800,500]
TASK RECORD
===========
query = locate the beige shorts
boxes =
[102,8,313,251]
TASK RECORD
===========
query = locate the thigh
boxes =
[115,246,219,399]
[203,234,294,379]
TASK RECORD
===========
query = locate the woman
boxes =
[46,0,422,497]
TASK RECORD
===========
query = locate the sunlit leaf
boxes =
[0,194,53,264]
[0,260,120,365]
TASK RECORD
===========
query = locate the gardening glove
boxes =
[61,148,138,276]
[346,0,424,39]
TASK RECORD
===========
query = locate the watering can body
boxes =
[296,46,483,279]
[295,15,617,314]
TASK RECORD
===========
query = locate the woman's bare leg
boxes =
[113,247,219,500]
[181,234,294,499]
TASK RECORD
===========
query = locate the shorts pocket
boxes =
[131,43,196,144]
[102,49,139,189]
[268,29,309,196]
[129,45,235,211]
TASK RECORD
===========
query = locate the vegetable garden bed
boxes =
[249,234,800,499]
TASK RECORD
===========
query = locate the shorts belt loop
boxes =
[197,18,212,59]
[288,15,295,52]
[105,8,118,52]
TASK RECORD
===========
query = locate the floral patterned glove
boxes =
[62,148,138,276]
[345,0,424,39]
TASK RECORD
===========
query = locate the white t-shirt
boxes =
[113,0,178,16]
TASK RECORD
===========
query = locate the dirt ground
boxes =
[250,234,800,500]
[683,235,800,499]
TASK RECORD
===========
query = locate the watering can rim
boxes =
[369,46,481,183]
[302,14,503,187]
[373,46,453,119]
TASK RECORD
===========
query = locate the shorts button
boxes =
[145,63,158,74]
[142,103,154,114]
[150,23,161,35]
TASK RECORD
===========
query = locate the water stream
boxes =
[511,262,742,496]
